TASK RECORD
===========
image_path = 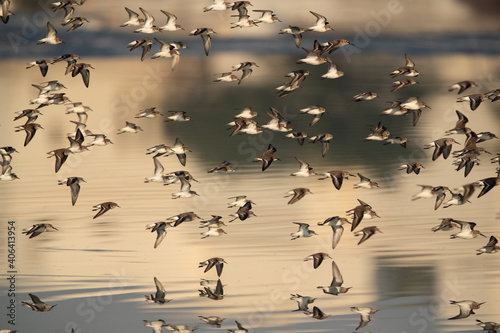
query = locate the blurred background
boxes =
[0,1,500,332]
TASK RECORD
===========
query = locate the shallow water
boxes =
[1,1,500,333]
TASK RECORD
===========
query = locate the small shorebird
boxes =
[200,215,226,228]
[477,131,498,143]
[353,92,378,102]
[276,69,310,97]
[486,88,500,102]
[120,7,144,27]
[449,300,484,319]
[351,307,378,330]
[296,47,328,66]
[290,294,315,312]
[58,177,85,206]
[318,216,350,249]
[390,53,419,78]
[318,170,355,190]
[1,0,13,23]
[63,16,89,32]
[381,101,407,116]
[457,93,488,111]
[170,138,191,166]
[203,0,231,12]
[71,62,94,88]
[304,252,331,269]
[398,162,424,175]
[228,118,261,136]
[306,11,332,32]
[198,316,225,327]
[133,8,158,33]
[199,257,226,276]
[165,111,190,122]
[166,212,201,227]
[425,138,460,161]
[431,218,460,232]
[230,14,258,29]
[229,201,257,222]
[453,155,479,177]
[391,78,418,92]
[143,320,167,333]
[135,107,163,118]
[449,80,478,94]
[15,123,43,146]
[476,319,500,332]
[412,185,449,210]
[253,9,280,24]
[52,53,79,74]
[159,10,183,31]
[189,27,216,56]
[279,26,305,48]
[227,320,248,333]
[317,260,352,295]
[37,22,63,44]
[319,38,353,54]
[232,61,259,84]
[384,136,408,147]
[146,144,172,157]
[229,201,256,222]
[145,221,173,248]
[290,222,317,240]
[291,157,315,177]
[171,178,198,198]
[47,148,72,173]
[233,107,257,119]
[401,96,430,111]
[92,202,120,219]
[346,199,379,231]
[200,227,227,239]
[22,224,58,238]
[22,294,56,312]
[254,144,279,171]
[145,277,172,304]
[476,236,500,255]
[309,133,333,157]
[145,157,166,183]
[0,165,18,181]
[450,220,486,239]
[227,195,255,208]
[262,107,292,132]
[305,306,330,320]
[26,59,51,77]
[284,188,312,205]
[202,279,224,300]
[442,183,477,208]
[474,175,500,198]
[354,173,379,189]
[354,226,382,245]
[300,105,325,126]
[321,57,344,79]
[32,80,66,94]
[445,110,470,135]
[117,121,143,134]
[365,122,390,141]
[88,134,113,146]
[208,161,235,173]
[284,131,308,145]
[151,38,181,71]
[128,39,153,61]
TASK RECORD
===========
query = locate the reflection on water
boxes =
[1,6,500,332]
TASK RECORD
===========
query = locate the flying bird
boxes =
[58,177,85,206]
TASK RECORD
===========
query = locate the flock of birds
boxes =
[1,0,500,332]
